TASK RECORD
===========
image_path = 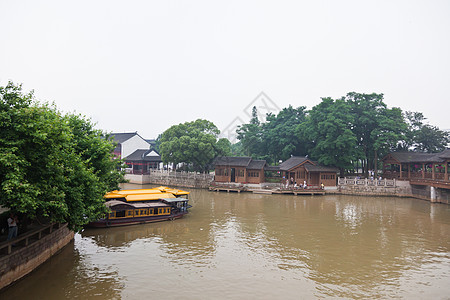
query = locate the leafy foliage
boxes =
[236,106,263,157]
[233,92,446,175]
[0,82,125,231]
[305,97,357,174]
[262,105,308,163]
[159,119,230,172]
[402,111,449,153]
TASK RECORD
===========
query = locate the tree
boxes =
[159,119,229,172]
[236,106,263,157]
[262,105,308,163]
[304,97,358,175]
[346,92,406,175]
[370,107,406,175]
[0,82,124,231]
[402,111,449,152]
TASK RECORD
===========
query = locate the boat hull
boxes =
[87,211,188,228]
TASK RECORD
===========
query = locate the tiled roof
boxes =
[110,132,138,144]
[247,160,267,170]
[214,156,252,167]
[304,163,339,173]
[387,152,444,163]
[125,149,162,162]
[279,156,312,171]
[264,165,280,171]
[438,148,450,159]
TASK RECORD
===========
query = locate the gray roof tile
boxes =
[279,156,312,171]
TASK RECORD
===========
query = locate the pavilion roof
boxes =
[125,149,162,162]
[247,160,267,170]
[304,163,339,173]
[213,156,252,167]
[279,156,313,171]
[385,151,447,163]
[438,148,450,159]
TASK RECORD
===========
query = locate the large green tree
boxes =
[346,92,406,175]
[262,105,308,163]
[0,82,124,231]
[401,111,449,153]
[304,97,358,175]
[159,119,230,172]
[236,106,263,157]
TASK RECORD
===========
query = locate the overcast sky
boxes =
[1,0,449,139]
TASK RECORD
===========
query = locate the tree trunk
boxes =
[374,150,378,177]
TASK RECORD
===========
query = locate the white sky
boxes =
[1,0,449,139]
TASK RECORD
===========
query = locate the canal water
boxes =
[2,184,450,299]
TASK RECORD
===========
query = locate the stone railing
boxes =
[338,177,396,187]
[125,170,214,188]
[0,223,74,290]
[0,223,63,256]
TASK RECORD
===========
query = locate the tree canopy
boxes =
[159,119,231,172]
[0,82,124,231]
[235,92,446,175]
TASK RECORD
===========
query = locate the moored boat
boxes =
[87,186,191,228]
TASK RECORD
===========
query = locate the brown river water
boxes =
[1,184,450,299]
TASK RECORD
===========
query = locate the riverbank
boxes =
[125,173,450,204]
[0,223,74,290]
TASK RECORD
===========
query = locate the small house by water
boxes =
[213,156,338,187]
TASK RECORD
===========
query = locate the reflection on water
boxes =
[1,185,450,299]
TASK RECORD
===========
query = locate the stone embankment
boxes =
[337,177,450,204]
[125,170,214,188]
[0,223,74,290]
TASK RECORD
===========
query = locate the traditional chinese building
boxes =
[213,157,266,184]
[124,149,163,174]
[278,156,338,187]
[213,156,338,187]
[382,149,450,182]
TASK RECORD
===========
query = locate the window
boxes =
[238,169,245,177]
[321,174,335,180]
[109,212,115,218]
[135,210,140,216]
[115,211,126,218]
[149,208,153,214]
[216,168,229,176]
[248,171,259,177]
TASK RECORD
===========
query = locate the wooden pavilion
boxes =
[382,149,450,182]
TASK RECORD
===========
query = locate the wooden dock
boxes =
[209,186,245,193]
[210,186,325,196]
[273,189,325,196]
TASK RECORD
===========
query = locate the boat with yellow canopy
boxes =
[87,186,191,228]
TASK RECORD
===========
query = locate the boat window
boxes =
[109,212,115,218]
[149,208,153,214]
[140,209,146,215]
[127,210,133,216]
[135,210,140,216]
[115,210,126,218]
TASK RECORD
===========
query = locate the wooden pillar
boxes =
[408,164,411,179]
[446,160,448,181]
[432,163,435,180]
[422,163,425,179]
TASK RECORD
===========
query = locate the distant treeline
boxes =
[233,92,449,175]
